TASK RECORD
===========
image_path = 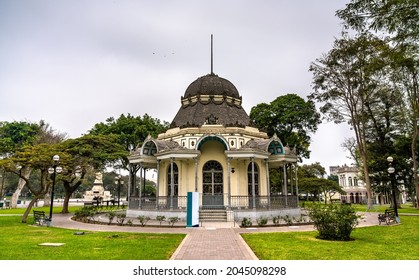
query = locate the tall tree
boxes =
[337,0,419,208]
[58,134,127,213]
[0,121,39,208]
[309,33,391,209]
[88,113,168,194]
[0,143,63,222]
[249,93,321,160]
[336,0,419,43]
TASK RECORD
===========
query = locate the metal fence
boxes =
[129,195,298,210]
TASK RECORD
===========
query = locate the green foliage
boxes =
[137,215,151,227]
[167,216,179,227]
[307,203,359,241]
[74,207,97,223]
[241,217,253,227]
[106,211,116,225]
[88,113,168,154]
[272,216,282,225]
[156,215,166,226]
[256,217,268,227]
[249,93,321,160]
[0,121,39,154]
[116,213,126,226]
[283,215,293,226]
[336,0,419,43]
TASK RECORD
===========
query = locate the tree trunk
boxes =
[412,117,419,209]
[61,191,71,214]
[21,196,40,223]
[10,167,32,208]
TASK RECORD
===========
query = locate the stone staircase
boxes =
[199,209,228,222]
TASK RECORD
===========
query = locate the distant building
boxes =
[330,165,367,204]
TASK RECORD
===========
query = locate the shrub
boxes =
[116,213,126,226]
[307,203,359,241]
[74,207,96,223]
[168,216,179,227]
[256,217,268,226]
[284,215,293,225]
[272,216,282,225]
[137,215,151,227]
[241,217,253,227]
[106,211,116,225]
[156,215,166,226]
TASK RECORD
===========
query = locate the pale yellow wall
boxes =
[156,141,271,204]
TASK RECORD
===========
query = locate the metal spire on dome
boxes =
[211,34,214,75]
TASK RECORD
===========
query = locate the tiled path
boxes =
[46,212,381,260]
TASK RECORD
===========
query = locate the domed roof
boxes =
[184,73,240,99]
[170,73,250,128]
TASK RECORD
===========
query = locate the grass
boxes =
[0,215,185,260]
[242,215,419,260]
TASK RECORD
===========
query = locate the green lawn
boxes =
[0,215,185,260]
[242,215,419,260]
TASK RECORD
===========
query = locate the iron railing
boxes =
[129,195,298,210]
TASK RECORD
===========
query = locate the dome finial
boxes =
[211,34,214,75]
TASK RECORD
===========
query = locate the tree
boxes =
[0,143,63,222]
[250,94,321,160]
[88,113,168,194]
[336,0,419,208]
[298,162,342,203]
[299,177,343,203]
[336,0,419,43]
[299,162,326,179]
[58,134,127,213]
[0,121,39,208]
[309,33,392,209]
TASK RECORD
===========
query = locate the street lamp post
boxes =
[47,155,62,224]
[114,175,124,208]
[387,156,400,223]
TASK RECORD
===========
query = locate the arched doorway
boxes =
[202,160,224,208]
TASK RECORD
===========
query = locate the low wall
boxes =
[126,209,187,220]
[231,208,301,222]
[127,208,301,222]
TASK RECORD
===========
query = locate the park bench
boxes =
[378,209,397,225]
[33,210,48,226]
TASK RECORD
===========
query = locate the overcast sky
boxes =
[0,0,355,173]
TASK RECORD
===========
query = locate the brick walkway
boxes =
[49,212,380,260]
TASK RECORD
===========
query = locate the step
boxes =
[199,210,227,222]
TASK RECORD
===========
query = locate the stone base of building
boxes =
[126,207,301,223]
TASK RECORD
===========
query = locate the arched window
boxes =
[142,141,157,156]
[167,162,178,196]
[268,141,283,155]
[247,162,259,196]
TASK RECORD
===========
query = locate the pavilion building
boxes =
[127,72,300,221]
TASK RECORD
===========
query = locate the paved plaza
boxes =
[50,212,381,260]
